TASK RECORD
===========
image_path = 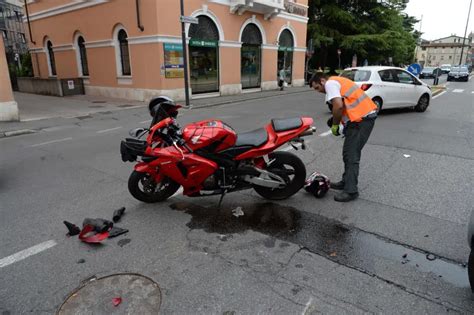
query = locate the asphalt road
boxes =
[1,79,473,314]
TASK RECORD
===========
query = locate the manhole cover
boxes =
[58,273,161,314]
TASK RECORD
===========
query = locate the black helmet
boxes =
[304,171,330,198]
[148,96,181,125]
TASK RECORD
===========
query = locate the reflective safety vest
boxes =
[328,76,377,123]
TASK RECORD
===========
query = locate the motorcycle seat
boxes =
[271,117,302,132]
[235,128,268,147]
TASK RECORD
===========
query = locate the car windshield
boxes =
[340,70,371,81]
[451,67,468,72]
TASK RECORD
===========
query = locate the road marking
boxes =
[433,91,447,99]
[96,126,123,134]
[0,240,57,268]
[319,130,332,137]
[30,137,73,147]
[140,119,152,124]
[302,297,314,315]
[471,91,474,94]
[452,89,464,93]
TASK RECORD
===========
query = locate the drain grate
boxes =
[58,273,161,314]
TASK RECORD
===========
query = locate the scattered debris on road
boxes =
[113,207,126,223]
[109,227,129,238]
[64,221,81,236]
[426,254,436,261]
[112,297,122,307]
[232,206,244,217]
[403,154,411,158]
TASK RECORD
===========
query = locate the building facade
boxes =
[1,0,28,60]
[418,35,473,67]
[24,0,308,101]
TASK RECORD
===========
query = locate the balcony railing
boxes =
[230,0,285,20]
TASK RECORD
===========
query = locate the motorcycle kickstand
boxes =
[218,189,227,209]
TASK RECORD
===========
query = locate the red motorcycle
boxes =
[121,96,315,203]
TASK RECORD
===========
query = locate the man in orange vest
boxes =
[310,73,378,202]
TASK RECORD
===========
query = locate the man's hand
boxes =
[331,124,341,136]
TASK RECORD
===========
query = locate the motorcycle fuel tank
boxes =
[182,120,237,152]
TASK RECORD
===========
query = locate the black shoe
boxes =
[330,181,344,190]
[334,191,359,202]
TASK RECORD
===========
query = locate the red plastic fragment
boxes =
[112,297,122,307]
[78,224,109,243]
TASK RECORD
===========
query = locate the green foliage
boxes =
[307,0,419,69]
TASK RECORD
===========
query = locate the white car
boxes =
[338,66,432,113]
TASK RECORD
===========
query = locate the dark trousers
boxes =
[341,117,376,193]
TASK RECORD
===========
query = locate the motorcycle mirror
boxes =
[129,128,147,138]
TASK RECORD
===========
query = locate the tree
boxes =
[307,0,419,70]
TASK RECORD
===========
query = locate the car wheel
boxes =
[414,94,430,112]
[372,97,383,113]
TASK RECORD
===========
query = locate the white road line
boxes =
[96,126,123,134]
[452,89,464,93]
[433,91,447,99]
[30,137,73,147]
[319,130,332,137]
[0,240,57,268]
[140,119,152,124]
[471,91,474,94]
[302,297,314,315]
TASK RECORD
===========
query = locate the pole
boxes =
[179,0,190,106]
[459,0,472,66]
[414,14,423,62]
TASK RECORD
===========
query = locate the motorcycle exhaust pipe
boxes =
[300,126,316,137]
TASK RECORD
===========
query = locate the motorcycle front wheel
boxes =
[128,171,180,203]
[253,151,306,200]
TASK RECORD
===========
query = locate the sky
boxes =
[403,0,473,40]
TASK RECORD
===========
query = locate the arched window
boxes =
[47,40,56,76]
[77,36,89,76]
[118,29,131,76]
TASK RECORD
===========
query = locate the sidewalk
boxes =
[0,86,311,137]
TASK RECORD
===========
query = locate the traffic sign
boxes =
[407,63,421,75]
[180,16,199,24]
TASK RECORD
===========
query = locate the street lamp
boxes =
[459,0,472,66]
[179,0,190,106]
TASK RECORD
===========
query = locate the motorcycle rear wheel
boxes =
[253,152,306,200]
[128,171,180,203]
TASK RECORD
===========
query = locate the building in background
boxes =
[24,0,308,101]
[419,35,473,67]
[0,0,28,63]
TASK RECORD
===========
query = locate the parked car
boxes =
[467,210,474,291]
[419,67,442,79]
[447,66,470,82]
[440,64,452,74]
[338,66,432,112]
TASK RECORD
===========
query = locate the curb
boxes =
[191,88,311,109]
[1,88,311,138]
[0,129,36,139]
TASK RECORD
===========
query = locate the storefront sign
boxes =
[278,46,294,52]
[164,43,184,78]
[189,39,218,48]
[284,0,307,17]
